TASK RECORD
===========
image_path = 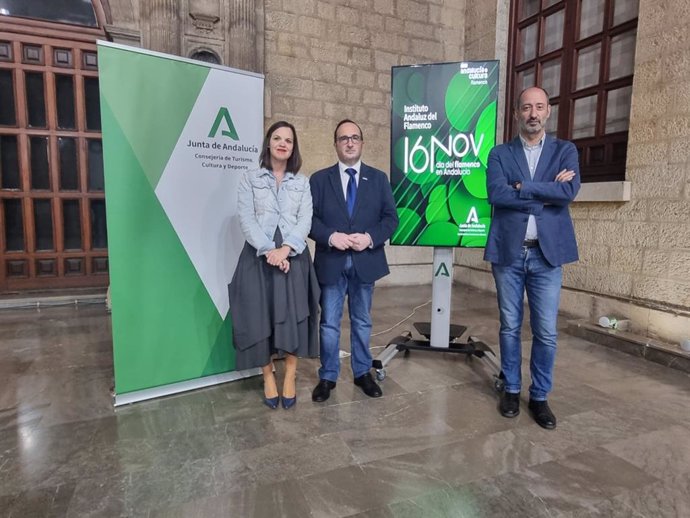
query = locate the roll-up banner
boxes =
[98,42,264,405]
[390,61,499,247]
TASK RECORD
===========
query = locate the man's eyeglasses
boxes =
[336,135,362,144]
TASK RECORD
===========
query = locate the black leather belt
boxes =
[522,239,539,248]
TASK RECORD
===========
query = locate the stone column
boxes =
[227,0,262,72]
[146,0,181,55]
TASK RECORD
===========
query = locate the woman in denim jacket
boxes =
[228,121,319,410]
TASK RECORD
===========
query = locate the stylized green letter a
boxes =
[208,107,239,140]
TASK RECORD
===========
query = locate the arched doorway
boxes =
[0,1,109,292]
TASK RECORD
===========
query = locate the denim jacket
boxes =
[237,168,312,256]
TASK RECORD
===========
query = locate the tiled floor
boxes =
[1,285,689,517]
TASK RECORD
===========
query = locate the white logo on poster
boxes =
[466,207,479,224]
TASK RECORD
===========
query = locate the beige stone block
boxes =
[313,81,347,102]
[269,76,313,99]
[633,275,690,307]
[589,221,624,245]
[572,219,594,243]
[336,65,354,84]
[363,89,385,106]
[265,11,299,33]
[283,0,317,15]
[649,200,690,222]
[276,33,310,59]
[266,54,336,82]
[409,39,444,60]
[626,141,669,168]
[271,96,295,116]
[339,25,371,48]
[642,249,690,280]
[356,69,377,88]
[361,13,385,31]
[619,222,661,248]
[324,101,355,119]
[381,264,430,286]
[609,246,645,273]
[661,115,690,140]
[562,264,587,290]
[402,20,430,37]
[587,268,634,298]
[374,50,399,71]
[350,47,373,68]
[397,0,428,20]
[310,40,350,65]
[584,202,620,221]
[336,5,360,24]
[384,16,404,34]
[377,72,392,90]
[298,16,325,38]
[316,1,335,20]
[578,243,610,268]
[456,248,485,268]
[347,87,363,103]
[386,245,432,264]
[372,32,409,54]
[666,138,690,164]
[369,107,389,125]
[569,204,590,219]
[373,0,395,16]
[354,105,369,123]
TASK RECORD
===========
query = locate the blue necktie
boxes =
[345,168,357,217]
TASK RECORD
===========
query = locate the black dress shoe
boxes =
[528,399,557,429]
[354,372,382,398]
[499,391,520,418]
[312,379,336,402]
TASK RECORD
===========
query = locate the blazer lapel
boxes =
[327,165,349,218]
[533,134,556,182]
[509,137,530,181]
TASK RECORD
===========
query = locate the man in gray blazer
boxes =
[485,87,580,429]
[309,120,398,402]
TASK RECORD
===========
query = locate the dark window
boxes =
[1,135,20,189]
[90,199,107,249]
[3,198,24,251]
[25,72,46,127]
[507,0,639,182]
[55,74,76,129]
[87,139,104,191]
[29,137,50,190]
[0,69,16,125]
[58,137,78,190]
[33,199,54,250]
[84,77,101,130]
[62,199,82,250]
[0,0,98,27]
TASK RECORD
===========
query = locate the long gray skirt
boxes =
[228,229,320,370]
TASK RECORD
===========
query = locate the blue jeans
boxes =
[318,255,374,381]
[492,246,562,401]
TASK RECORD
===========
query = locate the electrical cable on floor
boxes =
[338,299,431,358]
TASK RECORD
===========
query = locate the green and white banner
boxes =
[390,61,499,247]
[98,42,264,405]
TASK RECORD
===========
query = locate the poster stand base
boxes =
[372,247,503,391]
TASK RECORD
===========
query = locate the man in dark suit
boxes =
[485,87,580,429]
[309,119,399,402]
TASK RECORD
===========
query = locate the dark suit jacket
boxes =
[483,134,580,267]
[309,163,399,285]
